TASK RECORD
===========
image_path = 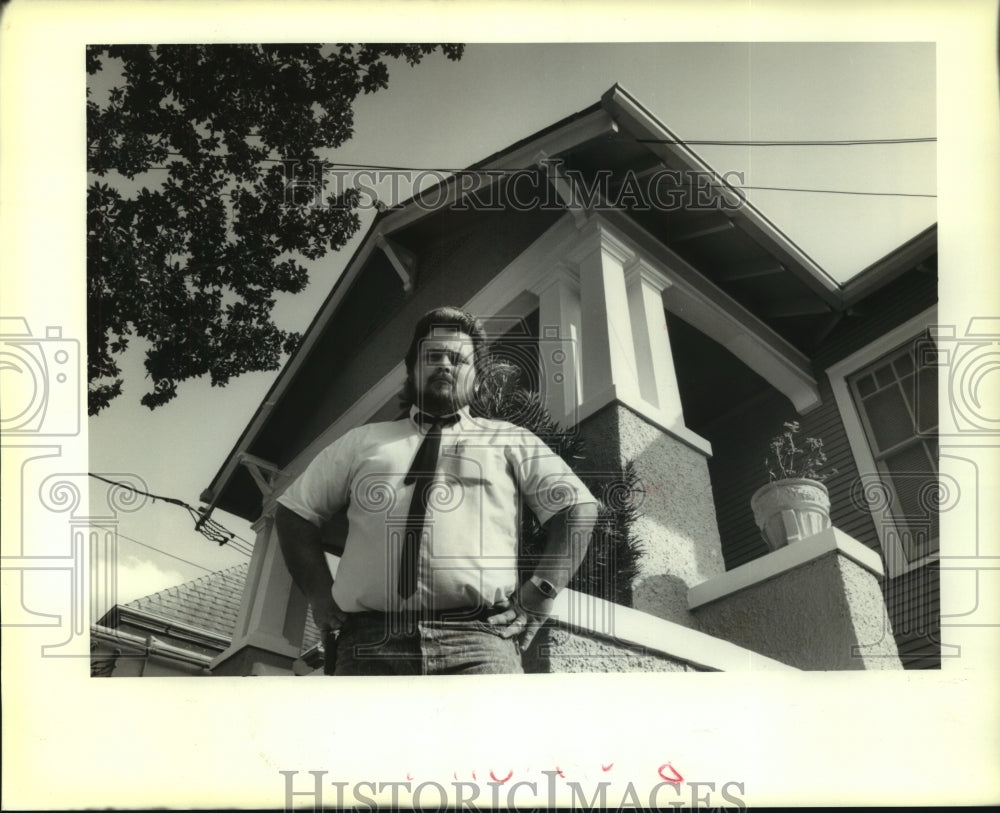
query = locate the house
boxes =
[90,563,324,676]
[192,84,938,676]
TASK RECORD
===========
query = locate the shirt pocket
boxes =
[438,443,505,487]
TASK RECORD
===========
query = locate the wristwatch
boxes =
[529,575,559,599]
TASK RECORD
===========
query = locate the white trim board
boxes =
[687,527,885,611]
[595,209,821,413]
[825,306,939,577]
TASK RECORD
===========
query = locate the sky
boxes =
[80,41,940,612]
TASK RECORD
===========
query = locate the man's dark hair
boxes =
[402,306,489,406]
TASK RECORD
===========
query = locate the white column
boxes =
[530,263,582,425]
[569,224,642,410]
[563,216,711,457]
[624,258,685,427]
[210,510,307,674]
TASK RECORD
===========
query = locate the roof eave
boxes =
[600,83,844,308]
[841,223,938,306]
[114,605,234,648]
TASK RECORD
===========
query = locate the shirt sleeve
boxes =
[507,426,598,526]
[276,429,359,527]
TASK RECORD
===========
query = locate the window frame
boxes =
[826,307,938,577]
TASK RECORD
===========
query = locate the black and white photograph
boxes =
[2,1,998,809]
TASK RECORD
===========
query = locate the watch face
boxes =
[534,577,557,598]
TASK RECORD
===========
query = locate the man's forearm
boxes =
[532,503,598,590]
[275,504,333,605]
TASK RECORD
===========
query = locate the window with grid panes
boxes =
[847,333,938,566]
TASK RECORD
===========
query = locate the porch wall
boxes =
[690,530,903,670]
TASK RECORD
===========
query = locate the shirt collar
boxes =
[408,404,471,428]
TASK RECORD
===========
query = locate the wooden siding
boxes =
[883,563,941,669]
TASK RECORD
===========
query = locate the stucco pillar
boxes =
[210,511,308,676]
[531,263,583,426]
[689,528,903,669]
[561,217,725,627]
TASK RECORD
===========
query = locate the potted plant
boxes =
[750,421,836,552]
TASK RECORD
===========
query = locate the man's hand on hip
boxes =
[486,580,555,651]
[311,592,347,635]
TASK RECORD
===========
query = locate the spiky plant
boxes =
[473,357,644,604]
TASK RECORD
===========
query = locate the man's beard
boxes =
[416,378,466,415]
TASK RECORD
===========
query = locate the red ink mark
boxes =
[602,762,614,772]
[472,771,476,781]
[658,763,683,784]
[490,769,513,783]
[453,771,458,780]
[555,767,565,779]
[406,773,414,781]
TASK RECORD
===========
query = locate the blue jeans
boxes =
[331,610,524,676]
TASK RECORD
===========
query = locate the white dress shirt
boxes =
[277,405,597,612]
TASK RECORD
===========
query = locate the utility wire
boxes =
[721,183,934,199]
[88,473,253,553]
[114,531,231,571]
[239,131,937,146]
[128,155,936,200]
[597,174,937,200]
[636,137,936,146]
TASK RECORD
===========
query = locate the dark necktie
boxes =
[398,411,461,598]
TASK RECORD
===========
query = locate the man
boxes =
[276,306,598,675]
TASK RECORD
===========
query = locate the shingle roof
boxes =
[124,562,321,651]
[125,562,249,638]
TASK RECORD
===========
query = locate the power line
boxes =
[244,129,938,147]
[636,137,936,146]
[723,183,934,199]
[215,133,942,147]
[88,473,253,553]
[92,126,936,178]
[605,175,936,200]
[114,530,235,571]
[125,156,935,200]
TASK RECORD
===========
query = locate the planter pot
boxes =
[750,478,831,552]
